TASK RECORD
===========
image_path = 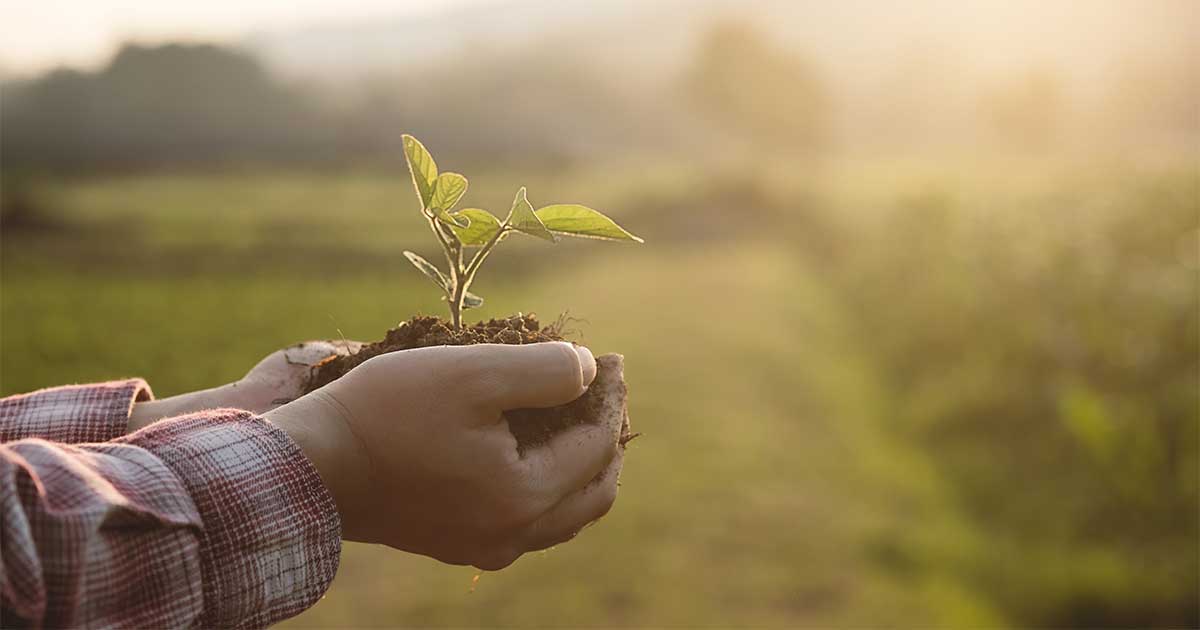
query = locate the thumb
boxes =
[460,342,596,413]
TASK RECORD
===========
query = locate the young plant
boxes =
[401,134,643,329]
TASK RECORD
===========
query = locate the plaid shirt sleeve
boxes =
[0,383,342,629]
[0,379,153,444]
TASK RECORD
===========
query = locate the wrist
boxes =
[264,391,370,538]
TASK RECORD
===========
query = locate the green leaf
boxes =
[433,207,470,228]
[429,172,470,228]
[535,204,644,242]
[431,172,468,212]
[462,291,484,309]
[402,134,437,210]
[505,187,555,242]
[403,250,449,294]
[450,208,502,245]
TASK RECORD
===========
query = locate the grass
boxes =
[2,156,1195,627]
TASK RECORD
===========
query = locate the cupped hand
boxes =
[234,340,362,411]
[265,342,622,570]
[127,340,360,432]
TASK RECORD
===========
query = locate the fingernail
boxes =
[575,345,596,388]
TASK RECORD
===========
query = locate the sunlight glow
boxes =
[0,0,492,76]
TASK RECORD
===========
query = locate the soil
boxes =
[303,314,633,453]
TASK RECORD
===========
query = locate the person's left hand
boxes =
[233,340,363,412]
[127,340,360,432]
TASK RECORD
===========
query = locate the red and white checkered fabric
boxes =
[0,379,153,444]
[0,380,341,628]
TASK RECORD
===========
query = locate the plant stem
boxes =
[450,224,511,329]
[423,211,465,327]
[448,232,466,329]
[427,211,511,330]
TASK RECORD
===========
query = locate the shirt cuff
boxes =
[0,379,153,444]
[119,409,341,629]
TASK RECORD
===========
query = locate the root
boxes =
[544,310,588,339]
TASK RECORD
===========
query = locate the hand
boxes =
[265,342,622,570]
[128,340,360,432]
[233,339,363,411]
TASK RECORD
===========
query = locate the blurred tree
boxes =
[1,43,331,170]
[683,20,831,156]
[339,43,666,169]
[0,171,56,231]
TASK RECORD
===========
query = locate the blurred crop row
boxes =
[4,158,1195,627]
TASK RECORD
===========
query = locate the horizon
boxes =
[0,0,496,77]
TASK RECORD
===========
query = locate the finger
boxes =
[473,546,523,572]
[521,421,618,504]
[244,342,340,387]
[522,447,623,551]
[280,340,359,367]
[245,341,364,408]
[463,342,596,412]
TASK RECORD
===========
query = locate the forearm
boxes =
[129,341,347,433]
[1,411,341,628]
[127,379,242,432]
[0,438,204,627]
[127,380,265,432]
[0,377,257,440]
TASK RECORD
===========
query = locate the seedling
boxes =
[401,134,643,329]
[304,135,639,458]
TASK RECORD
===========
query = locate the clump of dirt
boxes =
[305,314,563,391]
[303,314,632,453]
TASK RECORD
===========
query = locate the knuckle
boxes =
[504,458,560,515]
[474,547,521,572]
[591,480,619,520]
[595,492,617,520]
[493,456,531,496]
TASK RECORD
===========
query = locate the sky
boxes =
[0,0,489,76]
[1,0,1195,84]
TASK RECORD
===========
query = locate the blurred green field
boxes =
[2,156,1196,627]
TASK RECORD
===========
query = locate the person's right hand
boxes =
[265,342,622,570]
